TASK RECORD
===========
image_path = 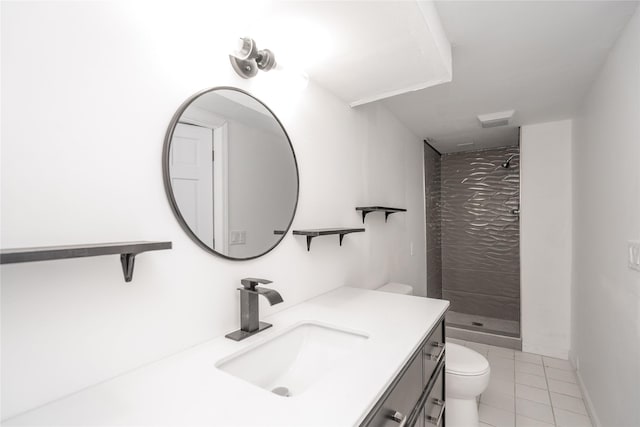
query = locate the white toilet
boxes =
[445,343,490,427]
[376,283,491,427]
[376,282,415,295]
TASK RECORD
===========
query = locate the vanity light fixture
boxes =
[229,37,278,79]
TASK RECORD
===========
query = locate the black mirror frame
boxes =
[162,86,300,261]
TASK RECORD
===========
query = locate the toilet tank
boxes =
[376,282,414,295]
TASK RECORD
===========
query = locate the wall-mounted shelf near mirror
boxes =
[0,241,172,283]
[355,206,407,223]
[292,228,365,251]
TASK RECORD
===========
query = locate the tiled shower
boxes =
[425,143,521,343]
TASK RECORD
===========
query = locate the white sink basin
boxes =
[216,321,369,397]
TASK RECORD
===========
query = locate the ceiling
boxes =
[250,1,452,107]
[379,1,638,153]
[242,1,637,153]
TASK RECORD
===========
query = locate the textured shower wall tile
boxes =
[440,146,520,316]
[442,244,519,273]
[427,221,440,251]
[427,248,442,298]
[427,244,442,299]
[424,144,442,299]
[442,219,519,253]
[442,268,520,299]
[442,290,520,321]
[427,270,442,299]
[427,246,442,273]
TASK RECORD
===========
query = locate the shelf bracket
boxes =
[120,253,137,283]
[356,207,406,223]
[293,228,364,252]
[385,211,397,222]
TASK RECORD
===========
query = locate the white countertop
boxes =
[5,287,449,426]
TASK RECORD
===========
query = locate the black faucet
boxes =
[225,278,283,341]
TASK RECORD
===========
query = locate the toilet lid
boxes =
[445,343,490,376]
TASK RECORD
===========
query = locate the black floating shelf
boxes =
[292,228,365,251]
[355,206,407,223]
[0,241,172,283]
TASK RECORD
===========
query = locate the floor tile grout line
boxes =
[479,344,515,426]
[542,360,558,426]
[544,374,579,386]
[455,339,593,426]
[482,390,579,421]
[513,348,517,419]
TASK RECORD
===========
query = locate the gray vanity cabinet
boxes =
[420,321,446,427]
[422,322,444,383]
[421,370,445,427]
[361,315,446,427]
[365,353,423,427]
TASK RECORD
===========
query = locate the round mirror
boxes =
[163,87,299,260]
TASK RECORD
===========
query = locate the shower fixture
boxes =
[501,155,515,168]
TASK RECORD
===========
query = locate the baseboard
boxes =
[571,359,602,427]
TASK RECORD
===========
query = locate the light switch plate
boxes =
[628,241,640,272]
[229,230,246,245]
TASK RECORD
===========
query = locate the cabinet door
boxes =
[423,322,445,385]
[365,353,423,427]
[417,408,425,427]
[423,368,445,427]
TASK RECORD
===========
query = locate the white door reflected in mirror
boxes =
[169,123,214,248]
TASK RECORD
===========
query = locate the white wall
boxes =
[226,117,297,258]
[0,1,426,420]
[520,120,573,359]
[571,7,640,427]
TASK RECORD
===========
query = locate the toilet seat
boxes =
[446,343,490,376]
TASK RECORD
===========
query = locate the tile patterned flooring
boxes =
[446,338,593,427]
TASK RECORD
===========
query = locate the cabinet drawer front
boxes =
[423,321,445,385]
[423,367,445,427]
[364,353,423,427]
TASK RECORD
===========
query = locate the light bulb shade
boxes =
[231,37,256,60]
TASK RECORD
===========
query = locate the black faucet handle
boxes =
[240,277,273,291]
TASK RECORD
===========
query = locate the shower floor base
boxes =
[446,311,521,350]
[446,325,522,350]
[446,311,520,337]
